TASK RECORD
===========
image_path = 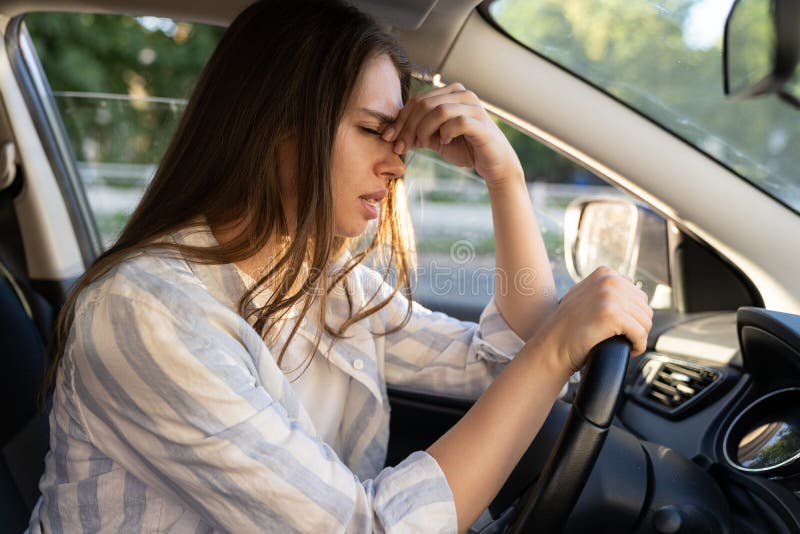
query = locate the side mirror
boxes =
[564,197,671,307]
[723,0,800,106]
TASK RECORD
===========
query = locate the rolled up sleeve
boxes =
[375,275,526,399]
[471,297,528,363]
[69,290,457,533]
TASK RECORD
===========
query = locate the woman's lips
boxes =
[360,197,379,219]
[359,189,386,220]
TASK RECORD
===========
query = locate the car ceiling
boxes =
[0,0,481,73]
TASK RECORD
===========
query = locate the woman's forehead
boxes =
[352,55,403,117]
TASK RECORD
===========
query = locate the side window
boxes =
[24,13,224,247]
[406,117,673,317]
[23,15,671,312]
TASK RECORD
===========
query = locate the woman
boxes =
[30,0,652,532]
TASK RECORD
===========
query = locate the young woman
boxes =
[29,0,652,532]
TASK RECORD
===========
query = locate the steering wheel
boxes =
[508,336,632,534]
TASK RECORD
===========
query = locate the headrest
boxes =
[0,142,17,192]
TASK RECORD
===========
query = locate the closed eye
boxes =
[361,126,383,136]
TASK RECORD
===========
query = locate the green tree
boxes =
[744,424,800,469]
[489,0,800,204]
[25,13,223,165]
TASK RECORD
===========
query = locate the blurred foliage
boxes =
[25,13,223,99]
[95,211,130,246]
[743,424,800,469]
[25,12,596,184]
[489,0,800,209]
[497,121,603,184]
[25,13,224,164]
[49,94,184,165]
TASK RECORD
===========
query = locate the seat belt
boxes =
[0,261,32,319]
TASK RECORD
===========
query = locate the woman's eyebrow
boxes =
[359,108,397,124]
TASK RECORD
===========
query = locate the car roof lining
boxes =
[0,0,481,72]
[0,0,435,27]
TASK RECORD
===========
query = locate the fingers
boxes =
[436,112,481,145]
[541,266,654,373]
[622,301,652,356]
[389,91,478,153]
[383,83,479,154]
[415,103,482,149]
[626,298,653,336]
[587,267,653,356]
[387,83,470,138]
[618,310,649,356]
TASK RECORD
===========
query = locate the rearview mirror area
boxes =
[564,197,672,309]
[723,0,800,106]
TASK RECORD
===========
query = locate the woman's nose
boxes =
[377,146,406,181]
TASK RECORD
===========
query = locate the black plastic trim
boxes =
[709,464,800,532]
[672,234,764,312]
[387,387,474,415]
[385,388,473,468]
[723,0,800,99]
[627,353,734,420]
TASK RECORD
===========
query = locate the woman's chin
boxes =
[334,220,369,239]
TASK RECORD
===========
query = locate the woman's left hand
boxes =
[382,82,524,189]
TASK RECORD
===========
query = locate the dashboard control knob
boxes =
[652,506,683,533]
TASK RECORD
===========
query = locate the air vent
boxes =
[630,355,722,418]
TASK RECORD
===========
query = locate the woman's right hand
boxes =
[427,265,651,531]
[532,266,653,374]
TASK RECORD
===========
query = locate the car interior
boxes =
[1,0,800,532]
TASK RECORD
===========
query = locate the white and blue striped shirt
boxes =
[28,221,525,533]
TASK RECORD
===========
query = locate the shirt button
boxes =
[353,359,364,371]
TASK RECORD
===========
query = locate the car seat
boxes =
[0,157,53,532]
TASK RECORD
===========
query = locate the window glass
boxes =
[405,117,672,314]
[487,0,800,214]
[24,13,672,312]
[24,13,224,245]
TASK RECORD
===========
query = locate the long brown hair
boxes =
[43,0,417,392]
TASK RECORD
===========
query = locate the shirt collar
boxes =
[168,218,384,405]
[168,217,355,317]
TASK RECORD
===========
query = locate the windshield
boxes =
[487,0,800,213]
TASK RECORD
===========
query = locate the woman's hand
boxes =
[533,266,653,374]
[383,82,523,189]
[428,265,651,531]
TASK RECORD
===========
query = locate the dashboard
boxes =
[617,307,800,532]
[391,303,800,532]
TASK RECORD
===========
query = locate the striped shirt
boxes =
[28,221,525,533]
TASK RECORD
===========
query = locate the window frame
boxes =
[7,15,104,264]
